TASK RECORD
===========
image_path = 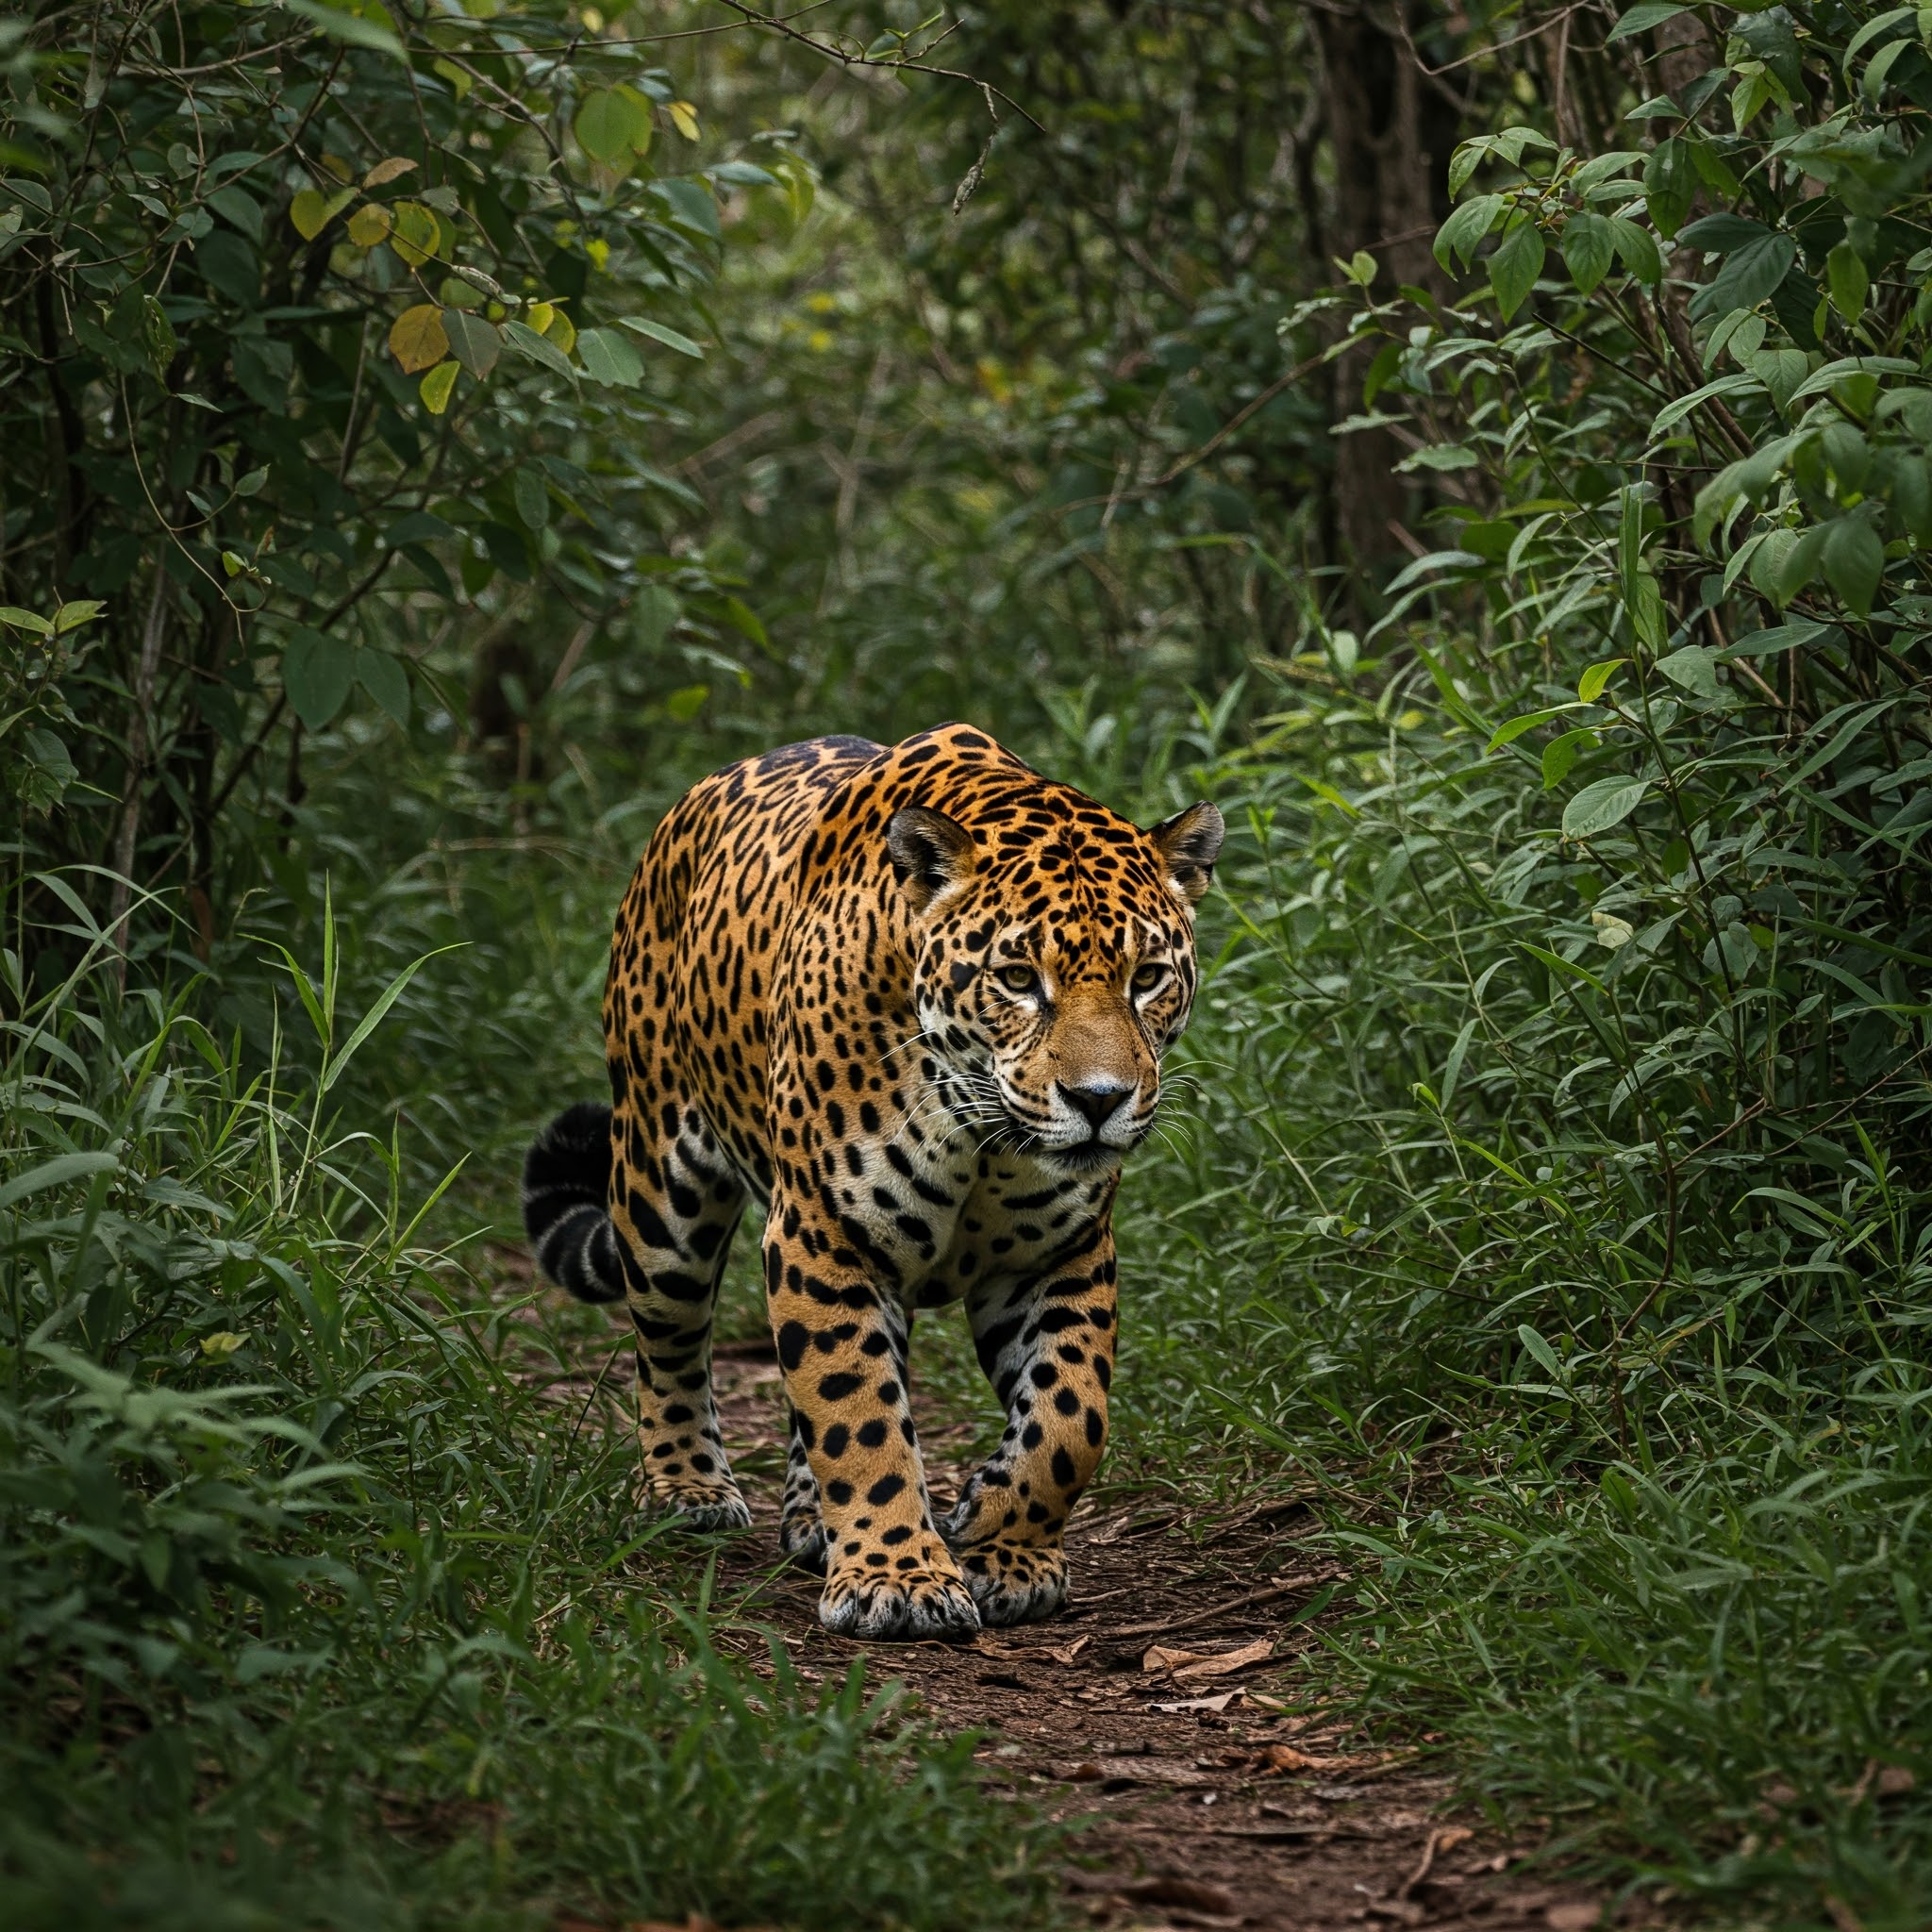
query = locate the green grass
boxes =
[0,876,1063,1931]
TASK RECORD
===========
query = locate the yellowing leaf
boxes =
[545,308,575,356]
[389,201,441,267]
[525,301,555,336]
[389,304,450,374]
[321,153,355,183]
[420,359,458,414]
[290,190,329,240]
[291,185,355,241]
[347,203,392,247]
[363,156,417,188]
[668,99,700,141]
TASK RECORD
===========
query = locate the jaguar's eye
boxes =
[1131,962,1170,995]
[996,964,1040,995]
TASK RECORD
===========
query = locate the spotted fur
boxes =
[523,724,1223,1641]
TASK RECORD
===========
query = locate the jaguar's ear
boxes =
[888,806,977,912]
[1148,801,1224,907]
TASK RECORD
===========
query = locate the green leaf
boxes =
[283,626,356,731]
[1579,657,1627,704]
[1824,515,1884,617]
[1542,726,1596,791]
[1562,774,1652,838]
[1434,192,1503,273]
[503,318,575,381]
[441,308,500,380]
[1516,1324,1565,1380]
[577,325,643,387]
[1655,644,1718,697]
[665,683,709,722]
[1642,138,1693,239]
[575,89,652,164]
[1700,233,1797,316]
[634,584,681,651]
[0,1150,118,1213]
[1560,212,1614,294]
[321,944,466,1091]
[1607,2,1690,43]
[355,647,410,725]
[283,0,405,58]
[1627,571,1668,653]
[1826,242,1871,325]
[1606,216,1663,284]
[1486,705,1579,754]
[54,599,104,633]
[420,360,458,415]
[1488,216,1544,321]
[619,315,706,358]
[512,465,551,531]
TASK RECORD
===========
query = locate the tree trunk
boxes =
[1310,2,1462,599]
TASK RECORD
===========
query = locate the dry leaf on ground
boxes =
[1148,1688,1243,1714]
[1142,1634,1273,1678]
[1047,1634,1091,1664]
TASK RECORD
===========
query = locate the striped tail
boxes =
[521,1102,626,1303]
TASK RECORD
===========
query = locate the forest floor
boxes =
[524,1292,1637,1932]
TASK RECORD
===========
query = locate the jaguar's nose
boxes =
[1058,1079,1131,1133]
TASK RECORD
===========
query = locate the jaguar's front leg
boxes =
[765,1195,979,1641]
[943,1217,1117,1624]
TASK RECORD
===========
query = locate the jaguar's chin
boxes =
[1039,1138,1127,1174]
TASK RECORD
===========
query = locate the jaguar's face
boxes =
[890,798,1224,1170]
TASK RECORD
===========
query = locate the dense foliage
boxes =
[6,0,1932,1926]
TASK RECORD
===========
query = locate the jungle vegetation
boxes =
[3,1,1929,1924]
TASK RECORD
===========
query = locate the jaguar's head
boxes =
[890,794,1224,1172]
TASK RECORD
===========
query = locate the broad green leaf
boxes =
[665,682,708,721]
[1517,1324,1565,1379]
[1543,726,1596,791]
[619,315,706,358]
[575,88,653,164]
[1486,705,1580,754]
[355,647,409,725]
[1560,211,1614,294]
[1606,216,1662,283]
[1488,215,1544,321]
[1434,192,1503,273]
[1642,138,1692,239]
[284,0,405,57]
[503,318,576,381]
[1656,644,1718,697]
[576,325,643,387]
[441,308,500,380]
[1563,774,1652,838]
[283,627,356,730]
[1579,657,1627,703]
[1607,2,1690,42]
[1827,242,1870,325]
[1824,515,1884,616]
[512,466,550,531]
[54,599,103,632]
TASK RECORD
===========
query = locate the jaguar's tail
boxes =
[521,1102,626,1303]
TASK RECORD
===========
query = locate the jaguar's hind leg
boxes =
[778,1403,827,1570]
[608,1088,750,1531]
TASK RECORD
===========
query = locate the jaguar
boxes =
[522,724,1222,1641]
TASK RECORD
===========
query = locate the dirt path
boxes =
[684,1341,1618,1932]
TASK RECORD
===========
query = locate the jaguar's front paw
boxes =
[819,1540,981,1642]
[636,1475,753,1534]
[955,1537,1069,1625]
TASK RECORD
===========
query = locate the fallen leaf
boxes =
[1149,1689,1242,1715]
[1878,1765,1916,1797]
[1545,1906,1602,1932]
[1119,1874,1239,1914]
[1048,1635,1091,1665]
[1143,1634,1274,1678]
